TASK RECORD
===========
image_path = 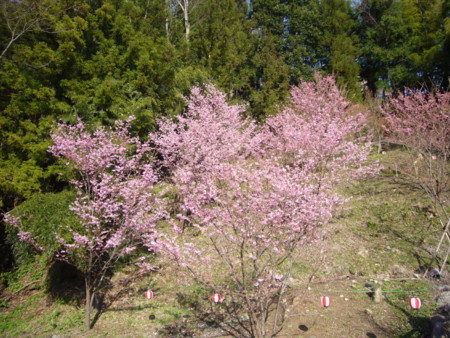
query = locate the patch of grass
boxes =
[3,255,46,293]
[0,293,43,335]
[53,309,84,331]
[0,288,85,336]
[377,279,435,337]
[336,174,440,272]
[155,306,190,325]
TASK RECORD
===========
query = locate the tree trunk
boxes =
[85,279,92,330]
[184,12,190,42]
[166,17,170,41]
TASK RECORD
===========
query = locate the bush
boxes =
[5,190,79,265]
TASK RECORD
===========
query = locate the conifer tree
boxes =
[321,0,361,99]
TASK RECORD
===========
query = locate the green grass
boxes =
[0,290,85,336]
[379,280,435,337]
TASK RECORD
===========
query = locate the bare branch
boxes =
[0,0,72,60]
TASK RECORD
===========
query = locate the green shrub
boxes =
[5,190,79,265]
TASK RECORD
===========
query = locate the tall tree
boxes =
[0,0,87,209]
[184,0,289,118]
[250,0,286,40]
[0,0,181,209]
[250,0,326,82]
[58,0,178,128]
[402,0,449,89]
[284,0,325,82]
[188,0,248,82]
[244,32,289,119]
[358,0,409,93]
[153,79,377,337]
[321,0,361,98]
[7,118,166,329]
[358,0,449,93]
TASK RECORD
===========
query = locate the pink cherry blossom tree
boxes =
[264,74,376,189]
[382,90,450,268]
[46,118,165,329]
[153,78,376,337]
[153,84,260,174]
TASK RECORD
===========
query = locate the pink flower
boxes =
[17,231,32,242]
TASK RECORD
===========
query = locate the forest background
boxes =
[0,0,449,290]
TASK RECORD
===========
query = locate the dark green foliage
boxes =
[250,0,325,82]
[56,0,180,130]
[284,0,325,82]
[357,0,449,92]
[0,0,180,210]
[180,0,289,118]
[244,33,289,119]
[250,0,287,38]
[321,0,362,99]
[5,191,78,265]
[188,0,251,91]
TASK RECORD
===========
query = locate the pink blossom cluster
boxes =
[151,76,377,332]
[152,85,260,174]
[382,90,450,158]
[48,117,165,268]
[382,89,449,228]
[264,75,376,183]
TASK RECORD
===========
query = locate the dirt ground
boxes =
[189,276,436,338]
[1,268,439,337]
[279,279,402,338]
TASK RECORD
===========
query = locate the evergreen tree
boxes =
[284,0,325,82]
[358,0,449,93]
[250,0,286,40]
[358,0,409,93]
[184,0,289,118]
[244,32,289,119]
[0,0,82,208]
[401,0,449,89]
[321,0,361,99]
[250,0,325,83]
[58,0,179,130]
[0,0,181,210]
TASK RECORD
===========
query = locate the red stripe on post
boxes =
[211,293,222,303]
[321,296,330,307]
[144,290,154,300]
[409,297,421,310]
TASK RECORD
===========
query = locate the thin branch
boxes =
[12,279,41,294]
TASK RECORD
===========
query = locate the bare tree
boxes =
[169,0,201,43]
[382,90,450,271]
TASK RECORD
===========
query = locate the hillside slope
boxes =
[1,150,447,337]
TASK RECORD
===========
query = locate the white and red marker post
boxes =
[321,296,331,308]
[211,293,222,303]
[144,289,154,300]
[409,297,422,310]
